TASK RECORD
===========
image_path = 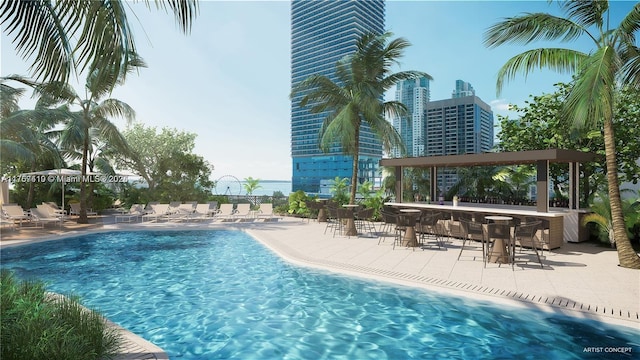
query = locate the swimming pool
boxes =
[1,230,637,359]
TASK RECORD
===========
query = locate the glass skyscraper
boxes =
[290,0,385,194]
[391,76,431,157]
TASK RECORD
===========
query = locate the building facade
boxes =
[451,79,475,98]
[290,0,385,194]
[425,95,494,191]
[391,76,431,157]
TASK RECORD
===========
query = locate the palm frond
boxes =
[484,12,590,48]
[95,99,136,126]
[0,0,75,83]
[617,3,640,38]
[559,0,608,30]
[0,83,25,118]
[495,48,586,95]
[0,139,35,163]
[145,0,199,33]
[564,46,617,129]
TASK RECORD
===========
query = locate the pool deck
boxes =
[1,214,639,358]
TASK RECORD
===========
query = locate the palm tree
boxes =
[32,62,139,223]
[0,0,198,87]
[1,81,67,207]
[291,31,430,206]
[484,1,640,269]
[243,177,262,196]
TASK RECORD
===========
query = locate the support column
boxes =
[395,166,403,203]
[536,160,549,213]
[430,167,437,204]
[568,162,579,209]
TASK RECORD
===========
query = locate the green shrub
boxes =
[1,270,122,360]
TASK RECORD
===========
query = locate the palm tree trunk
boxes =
[26,163,36,208]
[78,134,89,224]
[350,127,360,205]
[603,117,640,269]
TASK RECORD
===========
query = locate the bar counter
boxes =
[384,202,589,249]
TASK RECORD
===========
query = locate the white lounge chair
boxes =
[142,203,171,222]
[37,204,68,221]
[69,203,98,217]
[187,203,213,222]
[115,204,145,223]
[2,204,31,226]
[30,207,62,228]
[233,203,253,221]
[215,203,236,221]
[257,203,278,222]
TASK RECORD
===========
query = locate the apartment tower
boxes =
[391,76,431,157]
[290,0,385,194]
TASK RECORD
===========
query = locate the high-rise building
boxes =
[391,76,431,157]
[425,95,494,191]
[290,0,385,194]
[452,79,475,98]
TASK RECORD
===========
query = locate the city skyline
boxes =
[2,1,635,181]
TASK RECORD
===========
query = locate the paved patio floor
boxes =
[1,214,639,358]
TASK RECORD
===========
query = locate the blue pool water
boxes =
[1,230,637,359]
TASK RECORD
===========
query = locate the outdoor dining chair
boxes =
[513,220,544,269]
[417,211,444,249]
[457,218,485,261]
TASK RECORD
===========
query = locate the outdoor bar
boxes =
[380,149,599,247]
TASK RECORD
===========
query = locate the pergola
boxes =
[379,149,599,213]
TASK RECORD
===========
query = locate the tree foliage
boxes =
[484,0,640,268]
[113,123,214,203]
[497,83,640,205]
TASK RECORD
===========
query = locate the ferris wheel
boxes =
[215,175,242,196]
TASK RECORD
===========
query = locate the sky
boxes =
[1,0,637,181]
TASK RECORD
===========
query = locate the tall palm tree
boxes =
[291,31,430,205]
[1,81,67,207]
[33,61,140,223]
[1,0,198,86]
[484,1,640,269]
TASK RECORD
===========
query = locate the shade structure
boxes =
[19,169,86,211]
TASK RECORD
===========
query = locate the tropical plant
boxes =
[0,0,198,87]
[0,80,69,208]
[243,177,262,195]
[1,270,122,359]
[582,190,640,247]
[26,60,141,223]
[484,1,640,268]
[328,176,350,206]
[357,180,387,220]
[287,190,311,217]
[291,31,429,205]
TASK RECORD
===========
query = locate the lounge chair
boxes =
[187,203,213,222]
[141,203,171,222]
[37,204,69,221]
[2,204,31,226]
[29,207,63,228]
[69,203,98,217]
[1,214,16,230]
[256,203,278,222]
[115,204,145,223]
[215,203,236,221]
[232,203,253,221]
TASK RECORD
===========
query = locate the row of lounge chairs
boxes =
[115,202,278,223]
[1,203,68,228]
